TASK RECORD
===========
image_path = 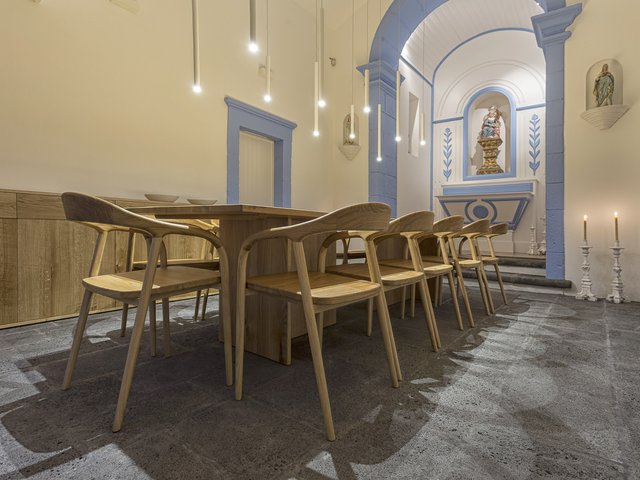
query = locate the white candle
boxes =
[583,215,587,242]
[614,212,619,242]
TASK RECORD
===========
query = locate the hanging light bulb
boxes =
[191,0,201,94]
[420,111,426,146]
[313,60,320,137]
[377,103,382,161]
[263,1,271,103]
[318,1,326,108]
[363,69,370,113]
[395,69,401,142]
[349,104,356,140]
[248,0,259,53]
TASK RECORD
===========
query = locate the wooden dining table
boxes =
[128,204,336,365]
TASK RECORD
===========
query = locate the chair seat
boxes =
[246,271,380,305]
[382,258,453,277]
[327,263,423,287]
[83,266,221,300]
[459,255,498,265]
[457,258,482,268]
[132,258,220,270]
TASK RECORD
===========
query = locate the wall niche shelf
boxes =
[580,105,630,130]
[338,144,361,161]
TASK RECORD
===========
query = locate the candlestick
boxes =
[537,216,546,255]
[614,212,619,242]
[528,225,537,255]
[606,241,626,303]
[576,243,597,301]
[583,215,587,242]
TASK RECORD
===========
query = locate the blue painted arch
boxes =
[365,0,579,280]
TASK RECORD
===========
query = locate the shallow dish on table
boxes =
[144,194,179,203]
[186,199,218,205]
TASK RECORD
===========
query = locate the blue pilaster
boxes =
[531,2,581,279]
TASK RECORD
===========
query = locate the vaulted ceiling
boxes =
[401,0,543,81]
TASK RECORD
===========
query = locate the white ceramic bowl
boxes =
[186,198,218,205]
[144,194,179,203]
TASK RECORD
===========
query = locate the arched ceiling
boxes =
[402,0,543,82]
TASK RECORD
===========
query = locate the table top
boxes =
[128,203,325,220]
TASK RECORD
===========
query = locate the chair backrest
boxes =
[488,223,508,236]
[62,192,188,237]
[250,202,391,244]
[387,211,434,234]
[460,219,490,235]
[432,215,464,235]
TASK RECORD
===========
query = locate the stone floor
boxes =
[0,291,637,479]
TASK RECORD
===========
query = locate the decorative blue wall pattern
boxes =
[443,128,453,181]
[529,114,542,175]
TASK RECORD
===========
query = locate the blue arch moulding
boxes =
[224,96,296,207]
[462,86,518,181]
[365,0,581,280]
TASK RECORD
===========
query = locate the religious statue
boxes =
[478,105,502,140]
[475,105,504,175]
[342,113,358,145]
[593,63,615,107]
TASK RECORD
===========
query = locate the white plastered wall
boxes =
[0,0,332,210]
[565,0,640,300]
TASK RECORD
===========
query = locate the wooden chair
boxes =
[120,219,220,337]
[318,211,441,352]
[385,215,468,331]
[234,203,399,441]
[459,222,509,305]
[61,192,232,433]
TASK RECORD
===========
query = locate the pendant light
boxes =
[363,0,370,114]
[191,0,201,93]
[313,0,320,137]
[420,22,426,146]
[349,0,355,140]
[318,0,326,108]
[263,0,271,102]
[394,10,401,143]
[248,0,259,53]
[376,0,382,162]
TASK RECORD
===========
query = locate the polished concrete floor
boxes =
[0,291,637,479]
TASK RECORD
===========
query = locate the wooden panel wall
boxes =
[0,189,202,328]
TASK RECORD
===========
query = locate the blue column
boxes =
[531,2,581,279]
[358,62,404,217]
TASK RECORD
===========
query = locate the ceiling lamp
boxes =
[263,0,271,102]
[248,0,259,53]
[318,0,326,108]
[395,70,401,142]
[363,0,370,114]
[420,22,426,146]
[313,0,320,137]
[376,0,382,161]
[191,0,201,94]
[349,0,356,140]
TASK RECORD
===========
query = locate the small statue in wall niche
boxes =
[593,63,615,107]
[342,113,359,145]
[478,105,502,140]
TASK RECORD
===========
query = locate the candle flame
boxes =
[614,211,619,218]
[583,215,587,221]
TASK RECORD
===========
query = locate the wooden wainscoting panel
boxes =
[17,220,117,323]
[0,220,18,325]
[17,193,65,220]
[0,192,17,219]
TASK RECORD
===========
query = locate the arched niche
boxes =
[586,59,623,110]
[463,87,516,180]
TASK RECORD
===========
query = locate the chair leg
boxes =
[476,267,492,316]
[375,292,401,385]
[400,286,406,320]
[162,298,172,358]
[63,289,93,390]
[410,284,416,318]
[456,267,475,327]
[235,287,247,400]
[366,298,374,336]
[148,302,157,357]
[494,264,508,304]
[120,304,129,337]
[417,280,439,352]
[434,275,441,307]
[447,272,464,331]
[112,238,162,433]
[194,289,201,321]
[220,282,233,387]
[200,289,210,320]
[482,267,496,314]
[316,313,324,347]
